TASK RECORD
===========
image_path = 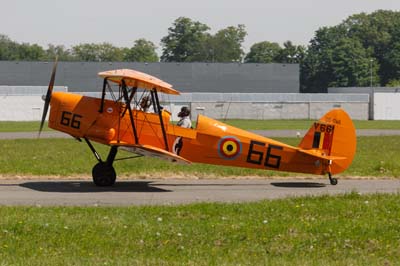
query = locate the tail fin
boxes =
[298,109,356,174]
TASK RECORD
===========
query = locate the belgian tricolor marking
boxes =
[312,123,335,155]
[218,136,242,160]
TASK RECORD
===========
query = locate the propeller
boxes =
[38,57,58,137]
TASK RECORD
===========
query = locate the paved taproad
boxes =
[0,179,398,206]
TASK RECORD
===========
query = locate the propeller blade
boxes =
[39,57,58,137]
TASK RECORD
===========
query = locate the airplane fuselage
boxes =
[49,92,329,176]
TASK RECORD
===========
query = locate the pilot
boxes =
[139,96,152,112]
[173,106,191,155]
[177,106,191,128]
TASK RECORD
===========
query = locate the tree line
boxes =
[0,36,158,63]
[1,10,399,92]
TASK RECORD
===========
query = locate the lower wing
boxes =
[109,141,191,165]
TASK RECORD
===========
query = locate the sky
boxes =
[1,0,400,54]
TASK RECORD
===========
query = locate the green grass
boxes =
[0,136,399,177]
[0,193,399,265]
[0,121,51,132]
[1,119,400,132]
[352,120,400,129]
[350,136,400,177]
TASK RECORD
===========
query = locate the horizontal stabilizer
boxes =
[109,141,191,165]
[297,148,347,161]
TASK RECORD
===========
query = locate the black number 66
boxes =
[60,111,82,129]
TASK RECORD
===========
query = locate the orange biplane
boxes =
[39,59,356,186]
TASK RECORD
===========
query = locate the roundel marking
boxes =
[218,136,242,160]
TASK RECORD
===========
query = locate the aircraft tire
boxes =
[92,162,116,186]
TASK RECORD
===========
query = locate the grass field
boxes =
[1,119,400,132]
[1,120,399,265]
[0,121,51,132]
[0,193,399,265]
[0,136,399,177]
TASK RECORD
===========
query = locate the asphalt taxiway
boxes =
[0,179,398,206]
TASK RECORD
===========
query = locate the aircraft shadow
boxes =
[155,182,326,188]
[19,181,170,193]
[154,183,269,187]
[271,182,326,188]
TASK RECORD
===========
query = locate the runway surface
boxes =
[0,179,398,206]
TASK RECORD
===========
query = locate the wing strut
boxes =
[99,78,108,113]
[121,87,137,117]
[121,80,139,144]
[152,88,169,151]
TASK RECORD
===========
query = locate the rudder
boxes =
[298,109,356,175]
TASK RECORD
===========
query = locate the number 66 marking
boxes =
[60,111,82,129]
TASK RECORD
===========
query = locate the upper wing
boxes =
[98,69,180,95]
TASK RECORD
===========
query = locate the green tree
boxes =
[329,38,378,87]
[16,43,45,61]
[301,25,378,92]
[0,34,18,60]
[383,39,400,84]
[210,24,247,62]
[0,35,46,61]
[72,43,123,61]
[124,39,158,62]
[96,43,124,62]
[45,44,73,61]
[275,41,306,64]
[343,10,400,85]
[244,41,282,63]
[72,43,98,61]
[301,10,400,92]
[301,26,347,92]
[386,79,400,87]
[160,17,210,62]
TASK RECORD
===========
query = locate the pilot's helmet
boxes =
[178,106,190,117]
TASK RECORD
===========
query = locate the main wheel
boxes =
[92,162,116,187]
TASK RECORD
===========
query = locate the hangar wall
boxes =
[0,86,369,121]
[0,87,369,121]
[74,92,370,120]
[329,87,400,120]
[0,96,44,121]
[374,92,400,120]
[0,61,299,93]
[165,93,369,121]
[0,86,67,121]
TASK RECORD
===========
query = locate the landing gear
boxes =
[92,162,116,186]
[325,160,338,185]
[328,173,338,185]
[85,138,118,187]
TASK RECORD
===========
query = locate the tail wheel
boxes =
[92,162,116,187]
[328,173,338,185]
